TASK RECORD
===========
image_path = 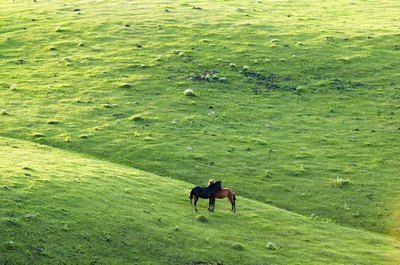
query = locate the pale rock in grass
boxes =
[184,89,195,96]
[266,242,277,250]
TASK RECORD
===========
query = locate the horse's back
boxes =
[191,186,203,196]
[191,183,220,199]
[216,188,235,199]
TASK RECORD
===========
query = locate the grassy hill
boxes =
[1,0,400,263]
[0,136,399,264]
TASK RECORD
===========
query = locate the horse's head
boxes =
[213,180,222,190]
[207,179,216,187]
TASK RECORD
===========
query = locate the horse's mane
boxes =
[207,179,216,187]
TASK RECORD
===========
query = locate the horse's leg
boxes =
[211,197,215,212]
[208,198,213,211]
[229,197,234,212]
[232,193,236,213]
[194,196,199,212]
[229,193,236,212]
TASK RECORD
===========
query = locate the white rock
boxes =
[184,89,195,96]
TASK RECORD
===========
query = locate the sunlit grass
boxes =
[0,0,399,263]
[0,136,398,264]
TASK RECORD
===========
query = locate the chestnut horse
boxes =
[208,179,236,212]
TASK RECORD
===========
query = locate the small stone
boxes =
[120,83,132,89]
[266,242,277,250]
[129,114,143,121]
[184,89,195,96]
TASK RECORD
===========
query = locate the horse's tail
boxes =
[190,189,194,205]
[233,191,236,201]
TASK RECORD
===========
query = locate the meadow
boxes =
[1,0,399,264]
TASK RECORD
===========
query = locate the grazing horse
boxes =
[190,180,222,212]
[208,179,236,212]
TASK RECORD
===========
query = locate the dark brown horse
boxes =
[208,179,236,212]
[190,180,222,212]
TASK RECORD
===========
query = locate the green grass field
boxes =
[1,137,399,264]
[1,0,399,264]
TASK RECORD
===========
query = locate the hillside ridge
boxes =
[1,135,398,241]
[1,135,399,264]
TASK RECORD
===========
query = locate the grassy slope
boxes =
[0,0,399,237]
[0,136,399,264]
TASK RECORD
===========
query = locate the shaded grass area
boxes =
[0,0,399,237]
[0,137,399,264]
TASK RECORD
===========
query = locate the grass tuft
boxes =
[102,103,117,108]
[266,242,277,250]
[3,241,16,250]
[129,114,143,121]
[46,120,59,125]
[333,177,351,188]
[32,133,45,138]
[231,242,245,250]
[195,214,208,223]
